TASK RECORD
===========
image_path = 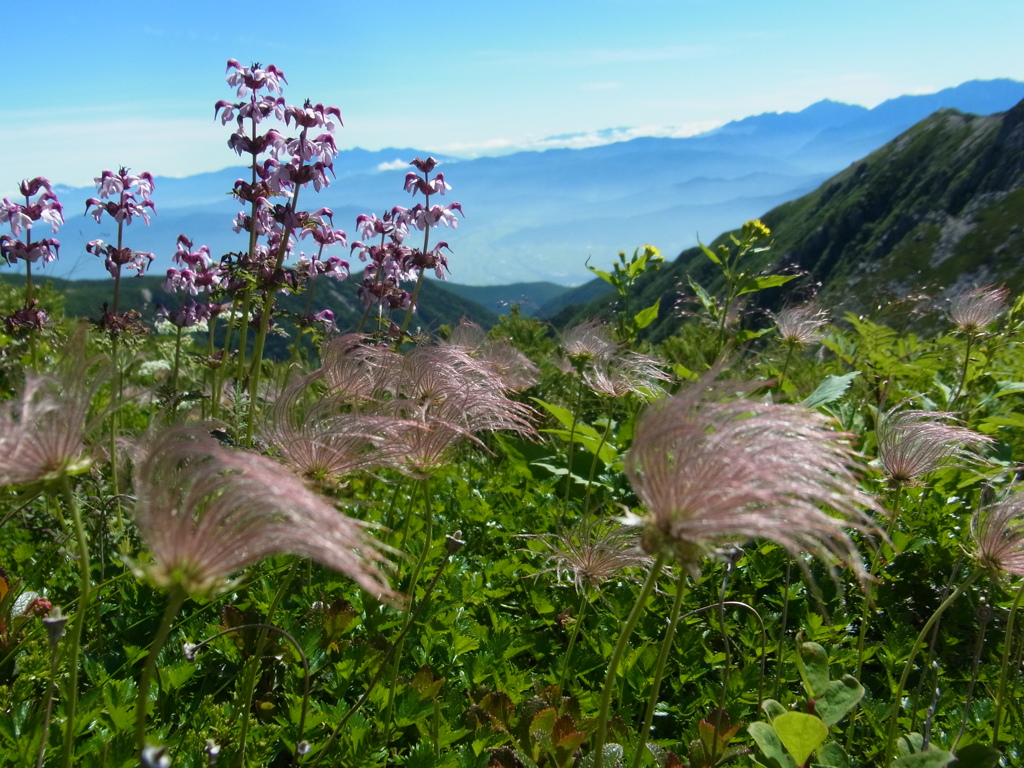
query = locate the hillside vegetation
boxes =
[555,99,1024,340]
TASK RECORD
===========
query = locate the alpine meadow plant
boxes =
[7,55,1024,768]
[1,177,63,305]
[130,425,396,753]
[592,380,881,768]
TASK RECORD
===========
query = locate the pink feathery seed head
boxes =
[132,426,396,602]
[875,407,994,487]
[972,490,1024,577]
[584,350,672,400]
[523,518,654,596]
[624,381,881,579]
[0,330,107,487]
[948,285,1009,334]
[561,320,617,367]
[773,303,829,346]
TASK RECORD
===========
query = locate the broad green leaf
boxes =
[892,751,955,768]
[773,712,828,767]
[815,741,850,768]
[762,699,788,722]
[532,398,577,430]
[816,676,865,726]
[796,640,830,698]
[540,429,618,464]
[951,744,1002,768]
[896,734,925,758]
[737,273,800,296]
[634,299,661,330]
[992,382,1024,398]
[803,372,861,408]
[748,721,796,768]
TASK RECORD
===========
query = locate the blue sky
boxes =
[3,0,1024,192]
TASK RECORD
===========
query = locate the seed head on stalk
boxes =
[624,381,880,579]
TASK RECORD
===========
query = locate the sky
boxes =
[3,0,1024,194]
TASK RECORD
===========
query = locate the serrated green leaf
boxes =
[803,372,861,408]
[773,712,828,767]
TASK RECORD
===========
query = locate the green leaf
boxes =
[580,744,623,768]
[892,751,955,768]
[532,398,577,430]
[748,721,796,768]
[803,372,861,408]
[815,676,865,727]
[762,699,788,723]
[815,741,850,768]
[699,240,722,266]
[736,273,800,296]
[796,640,830,698]
[539,429,618,465]
[687,276,717,315]
[634,299,661,330]
[772,712,829,767]
[952,744,1002,768]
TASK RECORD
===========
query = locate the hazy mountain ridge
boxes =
[19,79,1024,291]
[554,98,1024,339]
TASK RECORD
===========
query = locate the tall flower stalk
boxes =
[592,380,879,768]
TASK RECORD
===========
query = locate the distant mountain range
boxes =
[20,79,1024,289]
[555,97,1024,339]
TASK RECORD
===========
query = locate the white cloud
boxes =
[437,121,724,158]
[376,159,411,172]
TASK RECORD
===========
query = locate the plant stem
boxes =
[882,569,982,767]
[35,632,61,768]
[773,560,793,701]
[382,478,434,745]
[992,581,1024,745]
[59,474,90,768]
[189,622,311,768]
[135,587,187,753]
[171,325,184,392]
[583,414,614,517]
[562,376,586,514]
[951,334,975,408]
[593,553,666,768]
[559,592,591,692]
[629,574,688,768]
[310,543,456,768]
[236,562,300,766]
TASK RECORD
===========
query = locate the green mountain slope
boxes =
[0,271,497,348]
[552,98,1024,338]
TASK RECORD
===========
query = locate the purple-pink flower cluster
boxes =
[1,177,64,267]
[350,157,464,316]
[157,235,228,329]
[84,167,157,281]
